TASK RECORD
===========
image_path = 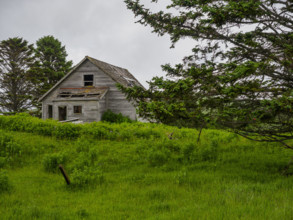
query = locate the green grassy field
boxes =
[1,115,293,219]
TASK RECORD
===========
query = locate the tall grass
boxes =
[0,113,173,140]
[0,115,293,219]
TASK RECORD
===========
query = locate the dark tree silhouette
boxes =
[0,37,35,113]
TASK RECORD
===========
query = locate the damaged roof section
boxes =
[86,56,144,88]
[39,56,144,102]
[56,87,109,100]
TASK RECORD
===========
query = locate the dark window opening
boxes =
[58,92,71,98]
[48,105,53,119]
[84,74,94,86]
[84,75,93,81]
[87,93,100,97]
[74,106,82,114]
[84,82,93,86]
[59,94,70,98]
[71,94,84,98]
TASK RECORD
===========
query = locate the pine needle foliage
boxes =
[122,0,293,148]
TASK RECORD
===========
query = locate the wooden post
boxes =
[59,164,70,185]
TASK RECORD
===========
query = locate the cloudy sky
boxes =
[0,0,193,87]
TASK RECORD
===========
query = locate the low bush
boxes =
[0,157,6,169]
[200,139,219,161]
[136,140,182,167]
[82,123,119,140]
[0,113,55,136]
[0,169,11,193]
[42,153,66,173]
[0,133,22,164]
[68,143,104,188]
[53,123,81,139]
[101,110,132,123]
[0,114,168,141]
[70,166,104,188]
[136,136,222,168]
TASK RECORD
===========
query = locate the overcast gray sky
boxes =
[0,0,193,87]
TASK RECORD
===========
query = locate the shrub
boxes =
[69,147,104,188]
[0,114,199,142]
[0,157,6,169]
[53,123,81,139]
[75,137,91,153]
[147,148,170,167]
[0,133,22,163]
[181,143,196,162]
[143,140,181,167]
[199,139,219,161]
[70,166,104,188]
[81,123,117,140]
[0,133,13,152]
[0,169,11,193]
[101,110,132,123]
[42,153,66,173]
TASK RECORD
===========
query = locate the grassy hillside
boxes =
[1,114,293,219]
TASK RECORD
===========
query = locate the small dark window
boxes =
[84,75,93,81]
[84,74,94,86]
[74,106,82,114]
[48,105,53,118]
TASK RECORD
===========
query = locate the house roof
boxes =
[86,56,144,88]
[38,56,144,102]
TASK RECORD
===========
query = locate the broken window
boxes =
[74,106,82,114]
[84,74,94,86]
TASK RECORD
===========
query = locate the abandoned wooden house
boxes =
[39,56,144,122]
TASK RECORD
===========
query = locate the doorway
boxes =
[58,106,67,121]
[48,105,53,119]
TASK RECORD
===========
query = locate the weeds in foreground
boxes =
[0,169,11,193]
[0,115,293,219]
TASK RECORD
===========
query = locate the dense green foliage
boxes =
[101,110,133,123]
[0,37,35,113]
[0,170,10,193]
[123,0,293,148]
[0,35,72,115]
[32,35,72,109]
[0,114,166,140]
[1,115,293,218]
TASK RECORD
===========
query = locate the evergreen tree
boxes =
[0,37,35,113]
[33,35,72,100]
[123,1,293,148]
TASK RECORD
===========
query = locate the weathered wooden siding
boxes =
[42,59,137,121]
[52,100,99,122]
[42,88,60,120]
[98,97,107,120]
